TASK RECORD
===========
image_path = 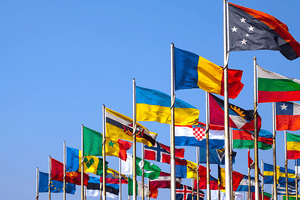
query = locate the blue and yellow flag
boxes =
[263,162,296,185]
[136,86,199,125]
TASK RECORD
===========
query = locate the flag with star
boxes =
[228,2,300,60]
[106,137,132,161]
[276,102,300,131]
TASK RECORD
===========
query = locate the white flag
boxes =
[121,153,132,175]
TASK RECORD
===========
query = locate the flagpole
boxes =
[84,186,87,200]
[128,175,131,200]
[273,102,278,200]
[196,147,200,200]
[132,78,137,200]
[248,150,251,200]
[142,144,145,200]
[230,127,233,199]
[261,159,264,200]
[206,91,211,200]
[102,106,107,200]
[36,167,39,200]
[296,159,298,200]
[49,155,51,200]
[148,178,150,200]
[218,164,221,200]
[223,0,231,199]
[119,158,122,200]
[191,179,194,200]
[170,43,176,200]
[81,125,84,200]
[284,130,288,200]
[254,57,259,200]
[100,182,103,200]
[63,141,66,200]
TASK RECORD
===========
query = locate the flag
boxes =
[86,176,119,199]
[263,162,296,185]
[174,47,244,99]
[101,168,128,184]
[296,159,300,174]
[248,151,265,177]
[83,126,132,161]
[66,147,108,176]
[236,175,255,192]
[121,153,132,175]
[219,167,244,191]
[144,141,185,164]
[193,175,219,190]
[175,122,225,148]
[258,65,300,103]
[38,171,76,194]
[105,107,157,146]
[251,192,272,200]
[209,93,262,132]
[149,171,182,199]
[128,177,150,197]
[51,157,89,186]
[175,160,207,179]
[199,147,236,165]
[287,132,300,159]
[176,184,204,200]
[136,86,199,125]
[233,128,273,150]
[276,102,300,131]
[277,183,297,195]
[135,156,161,180]
[228,2,300,60]
[283,196,300,200]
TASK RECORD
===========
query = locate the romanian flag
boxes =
[175,160,207,179]
[276,102,300,131]
[263,162,296,185]
[136,86,199,125]
[105,107,157,147]
[219,167,244,191]
[287,132,300,159]
[174,47,244,99]
[228,2,300,60]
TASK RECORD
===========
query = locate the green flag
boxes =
[83,126,103,156]
[128,177,149,197]
[135,156,161,180]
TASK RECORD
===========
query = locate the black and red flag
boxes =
[228,2,300,60]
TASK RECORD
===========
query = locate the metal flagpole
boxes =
[148,178,150,200]
[191,179,194,200]
[170,43,176,200]
[206,91,211,200]
[142,144,145,200]
[81,125,84,200]
[84,186,87,200]
[102,106,107,200]
[36,167,39,200]
[63,141,66,200]
[218,164,221,200]
[196,147,200,200]
[254,57,259,200]
[261,159,264,200]
[119,159,122,200]
[230,128,233,199]
[49,156,51,200]
[273,102,278,200]
[296,159,298,200]
[223,1,231,199]
[128,175,131,200]
[248,157,251,200]
[284,130,289,200]
[100,182,103,200]
[132,78,137,200]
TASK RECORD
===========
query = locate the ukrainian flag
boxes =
[136,86,199,125]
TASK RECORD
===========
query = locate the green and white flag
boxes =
[135,156,161,180]
[128,177,150,197]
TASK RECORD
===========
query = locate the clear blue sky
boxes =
[1,1,300,199]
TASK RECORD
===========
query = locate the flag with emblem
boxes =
[135,156,161,180]
[228,2,300,60]
[276,102,300,131]
[38,171,76,194]
[176,184,204,200]
[209,93,262,132]
[105,107,157,147]
[100,168,128,184]
[175,122,224,148]
[199,147,236,165]
[144,141,185,164]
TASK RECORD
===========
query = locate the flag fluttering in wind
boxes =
[128,177,150,197]
[276,102,300,131]
[258,65,300,103]
[263,162,296,185]
[236,175,256,192]
[286,132,300,159]
[136,86,199,125]
[228,2,300,60]
[176,184,205,200]
[219,167,244,191]
[101,168,128,184]
[175,160,207,179]
[199,147,236,165]
[135,156,161,180]
[193,175,219,190]
[174,47,244,99]
[87,176,119,198]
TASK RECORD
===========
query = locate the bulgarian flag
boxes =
[258,65,300,103]
[287,132,300,159]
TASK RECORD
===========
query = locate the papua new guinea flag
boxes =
[228,2,300,60]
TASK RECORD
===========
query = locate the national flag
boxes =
[175,122,225,148]
[121,153,132,175]
[209,93,262,132]
[105,107,157,147]
[193,175,219,190]
[219,167,244,191]
[149,171,182,199]
[277,183,297,195]
[38,171,76,194]
[283,195,300,200]
[199,147,236,165]
[175,160,207,179]
[212,190,244,200]
[248,151,265,177]
[176,184,204,200]
[128,177,150,197]
[236,175,255,192]
[296,159,300,175]
[135,156,161,180]
[251,192,272,200]
[83,126,132,161]
[51,157,89,186]
[287,132,300,159]
[66,147,108,176]
[101,168,128,184]
[263,162,296,185]
[258,65,300,103]
[144,141,184,164]
[87,176,119,198]
[233,128,273,150]
[276,102,300,131]
[174,47,244,99]
[136,86,199,125]
[228,2,300,60]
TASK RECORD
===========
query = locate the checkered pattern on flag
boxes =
[192,124,206,141]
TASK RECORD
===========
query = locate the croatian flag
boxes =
[175,122,224,148]
[276,102,300,131]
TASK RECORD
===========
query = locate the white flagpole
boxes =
[49,156,51,200]
[170,43,176,200]
[206,91,211,200]
[132,78,137,200]
[142,144,145,200]
[296,159,298,200]
[273,102,278,200]
[81,125,84,200]
[284,130,289,199]
[196,147,200,200]
[192,179,194,200]
[119,158,122,200]
[36,167,39,200]
[63,141,66,200]
[148,178,150,200]
[261,159,264,200]
[103,106,107,200]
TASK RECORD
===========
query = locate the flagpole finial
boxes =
[254,56,256,61]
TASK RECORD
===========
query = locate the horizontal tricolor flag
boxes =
[276,102,300,131]
[287,132,300,160]
[174,47,244,99]
[87,176,119,198]
[258,65,300,103]
[136,86,199,125]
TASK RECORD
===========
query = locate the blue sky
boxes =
[1,0,300,199]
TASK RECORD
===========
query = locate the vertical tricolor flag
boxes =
[276,102,300,131]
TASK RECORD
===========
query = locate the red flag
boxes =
[194,175,219,190]
[117,139,132,161]
[219,167,244,191]
[51,157,89,186]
